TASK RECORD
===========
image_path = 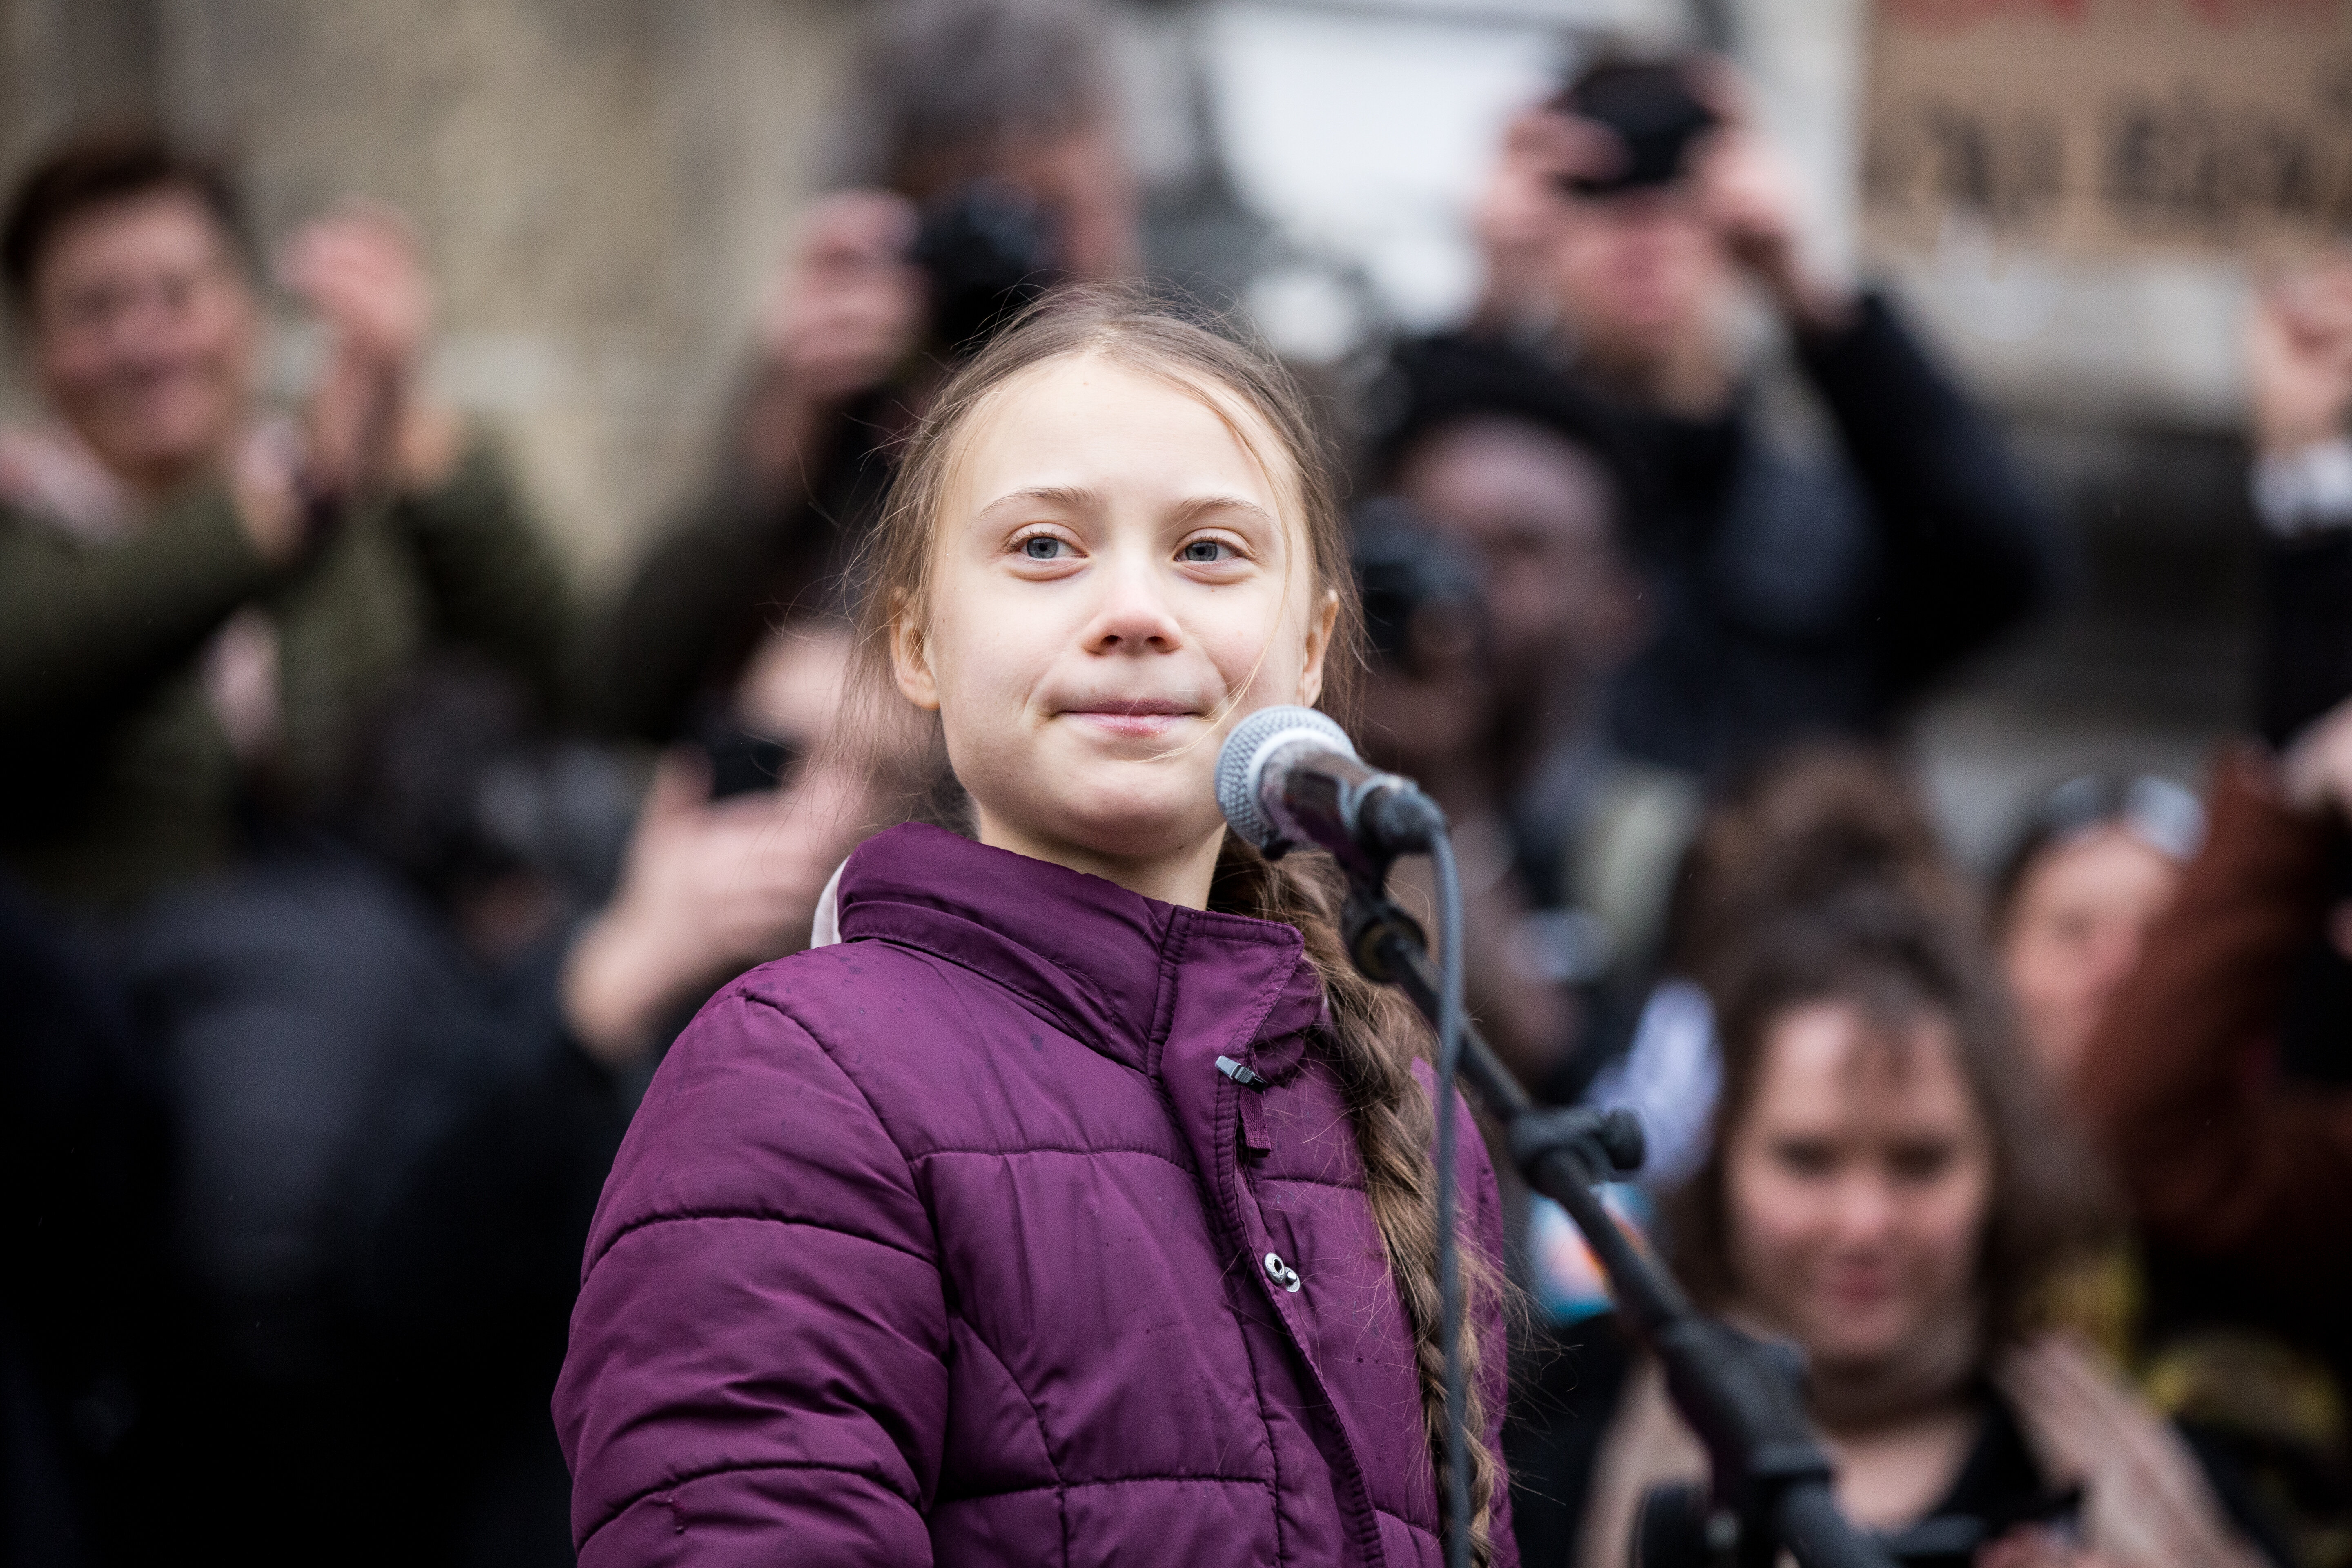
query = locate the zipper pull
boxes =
[1215,1054,1269,1091]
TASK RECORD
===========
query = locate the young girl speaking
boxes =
[555,291,1517,1568]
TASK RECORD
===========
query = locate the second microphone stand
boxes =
[1336,877,1896,1568]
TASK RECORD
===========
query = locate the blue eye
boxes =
[1181,539,1234,564]
[1021,535,1068,560]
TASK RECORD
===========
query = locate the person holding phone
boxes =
[1461,57,2064,782]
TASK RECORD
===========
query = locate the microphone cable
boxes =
[1427,827,1471,1568]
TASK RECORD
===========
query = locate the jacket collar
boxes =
[836,822,1325,1077]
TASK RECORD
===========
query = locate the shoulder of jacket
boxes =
[729,937,943,1019]
[675,938,960,1087]
[592,951,942,1259]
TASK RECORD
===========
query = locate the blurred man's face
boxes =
[1550,186,1726,384]
[1396,417,1642,698]
[29,189,258,493]
[996,119,1140,281]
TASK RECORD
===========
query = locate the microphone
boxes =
[1216,706,1447,869]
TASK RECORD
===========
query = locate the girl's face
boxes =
[2000,826,2178,1087]
[895,353,1335,902]
[1724,1000,1993,1374]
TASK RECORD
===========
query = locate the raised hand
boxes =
[1685,65,1853,332]
[2282,690,2352,821]
[279,203,458,494]
[560,748,879,1066]
[743,191,924,481]
[1469,108,1613,327]
[2249,258,2352,457]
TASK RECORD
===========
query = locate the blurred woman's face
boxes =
[29,189,259,494]
[1725,1000,1993,1375]
[1999,828,2179,1087]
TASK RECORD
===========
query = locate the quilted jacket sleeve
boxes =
[555,986,949,1566]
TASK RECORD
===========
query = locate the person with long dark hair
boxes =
[1579,878,2263,1567]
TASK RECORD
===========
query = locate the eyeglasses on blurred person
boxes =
[1993,773,2204,1087]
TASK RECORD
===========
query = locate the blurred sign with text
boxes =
[1864,0,2352,259]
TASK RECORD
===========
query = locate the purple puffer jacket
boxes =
[555,822,1517,1567]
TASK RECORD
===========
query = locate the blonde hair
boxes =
[845,282,1502,1560]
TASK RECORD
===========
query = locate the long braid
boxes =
[1212,837,1501,1566]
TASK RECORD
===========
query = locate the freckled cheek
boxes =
[1197,602,1310,704]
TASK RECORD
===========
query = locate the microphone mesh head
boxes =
[1216,705,1356,850]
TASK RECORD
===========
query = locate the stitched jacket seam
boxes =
[937,1472,1270,1501]
[949,1316,1071,1566]
[589,1208,932,1274]
[911,1144,1191,1172]
[848,929,1121,1057]
[581,1457,913,1551]
[746,991,915,1165]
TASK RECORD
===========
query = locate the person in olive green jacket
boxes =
[0,128,571,912]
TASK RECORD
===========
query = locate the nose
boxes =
[2083,920,2143,993]
[1826,1169,1899,1249]
[1079,550,1183,657]
[104,287,187,366]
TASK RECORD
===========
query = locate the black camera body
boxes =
[909,182,1062,357]
[1350,496,1486,673]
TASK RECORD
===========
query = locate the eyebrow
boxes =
[1170,494,1278,530]
[970,486,1280,531]
[975,485,1102,517]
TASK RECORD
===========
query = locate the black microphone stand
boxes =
[1336,876,1897,1568]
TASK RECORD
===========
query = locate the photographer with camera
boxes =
[587,0,1137,749]
[1358,334,1693,1102]
[1468,57,2064,781]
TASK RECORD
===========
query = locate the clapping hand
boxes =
[280,203,458,496]
[744,192,925,482]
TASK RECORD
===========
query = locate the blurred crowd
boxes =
[2,3,2348,1566]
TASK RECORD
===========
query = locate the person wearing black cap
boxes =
[1452,56,2065,781]
[1359,334,1695,1087]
